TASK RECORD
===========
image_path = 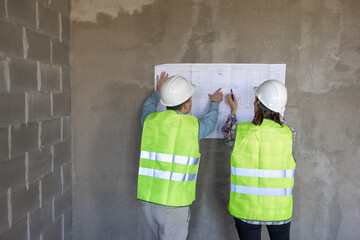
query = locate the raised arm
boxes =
[141,72,168,126]
[198,88,223,139]
[221,92,238,148]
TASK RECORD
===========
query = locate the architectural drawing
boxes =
[155,64,286,138]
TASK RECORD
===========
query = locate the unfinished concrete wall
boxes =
[71,0,360,239]
[0,0,72,239]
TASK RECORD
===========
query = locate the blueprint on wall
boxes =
[154,64,286,139]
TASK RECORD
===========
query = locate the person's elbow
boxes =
[201,120,217,138]
[140,118,144,126]
[141,110,148,126]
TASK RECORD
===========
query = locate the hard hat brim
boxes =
[189,83,196,99]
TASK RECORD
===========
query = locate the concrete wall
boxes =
[0,0,72,239]
[71,0,360,239]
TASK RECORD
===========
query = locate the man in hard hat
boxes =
[222,80,296,240]
[138,71,223,240]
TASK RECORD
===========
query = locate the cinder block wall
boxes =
[0,0,71,239]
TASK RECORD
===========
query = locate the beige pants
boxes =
[141,201,191,240]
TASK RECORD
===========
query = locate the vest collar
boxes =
[261,119,280,126]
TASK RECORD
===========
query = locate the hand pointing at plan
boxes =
[208,88,223,103]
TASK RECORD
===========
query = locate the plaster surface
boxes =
[70,0,360,239]
[71,0,155,22]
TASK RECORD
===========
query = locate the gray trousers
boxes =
[141,201,191,240]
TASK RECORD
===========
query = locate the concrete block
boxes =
[11,122,38,158]
[28,149,52,183]
[30,200,52,239]
[12,182,39,224]
[0,156,25,198]
[41,118,61,146]
[7,0,36,28]
[39,4,59,38]
[51,0,69,16]
[0,195,8,234]
[61,66,70,92]
[52,40,69,66]
[0,20,23,58]
[41,63,60,91]
[62,163,72,192]
[53,92,70,116]
[61,15,69,42]
[9,58,37,91]
[53,140,71,169]
[27,29,51,62]
[42,169,61,203]
[28,92,51,122]
[42,217,62,240]
[0,217,27,240]
[63,208,71,240]
[62,116,71,140]
[0,126,8,161]
[0,93,25,127]
[54,187,71,218]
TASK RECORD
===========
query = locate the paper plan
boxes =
[154,64,286,139]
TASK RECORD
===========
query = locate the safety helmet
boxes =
[253,80,288,113]
[160,75,196,107]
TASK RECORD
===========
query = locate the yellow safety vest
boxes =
[229,119,296,221]
[137,110,200,207]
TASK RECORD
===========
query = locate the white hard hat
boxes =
[160,75,196,107]
[254,80,288,113]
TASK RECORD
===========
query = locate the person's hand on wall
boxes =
[227,93,237,114]
[156,71,169,91]
[208,88,223,103]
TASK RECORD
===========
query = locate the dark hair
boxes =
[166,103,184,111]
[166,98,190,111]
[252,99,282,126]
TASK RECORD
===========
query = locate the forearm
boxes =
[198,102,219,139]
[141,91,160,126]
[221,114,237,149]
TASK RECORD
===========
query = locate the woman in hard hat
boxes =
[222,80,296,240]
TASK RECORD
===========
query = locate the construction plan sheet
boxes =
[154,64,286,139]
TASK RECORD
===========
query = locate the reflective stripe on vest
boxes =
[139,167,197,181]
[231,167,294,178]
[140,150,200,166]
[230,184,293,196]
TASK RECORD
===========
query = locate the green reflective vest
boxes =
[137,110,201,207]
[229,119,296,221]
